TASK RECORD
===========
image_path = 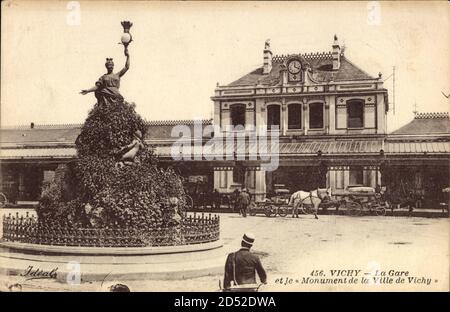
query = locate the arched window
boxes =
[230,104,246,128]
[347,100,364,128]
[288,104,302,129]
[309,103,323,129]
[267,105,281,130]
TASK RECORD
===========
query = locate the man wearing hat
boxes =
[238,188,251,217]
[223,233,267,290]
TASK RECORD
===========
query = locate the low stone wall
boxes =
[1,213,220,248]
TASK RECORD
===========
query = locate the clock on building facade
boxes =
[287,59,302,82]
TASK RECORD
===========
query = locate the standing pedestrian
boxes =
[223,233,267,291]
[239,188,251,217]
[288,191,301,218]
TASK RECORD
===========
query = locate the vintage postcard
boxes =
[0,0,449,295]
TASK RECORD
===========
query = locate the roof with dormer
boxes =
[390,112,450,136]
[227,53,375,87]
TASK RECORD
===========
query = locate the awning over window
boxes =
[278,140,383,155]
[384,141,450,154]
[1,140,449,160]
[0,148,76,159]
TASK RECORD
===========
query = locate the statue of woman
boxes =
[80,45,130,106]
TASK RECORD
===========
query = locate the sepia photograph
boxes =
[0,0,449,296]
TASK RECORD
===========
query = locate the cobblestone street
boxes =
[2,213,448,291]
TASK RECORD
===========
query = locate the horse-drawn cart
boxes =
[249,189,290,217]
[248,186,389,217]
[298,189,341,215]
[334,186,388,216]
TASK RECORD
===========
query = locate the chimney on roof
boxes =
[30,122,35,129]
[332,35,341,70]
[263,39,272,75]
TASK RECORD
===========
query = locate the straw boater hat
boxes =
[242,232,255,247]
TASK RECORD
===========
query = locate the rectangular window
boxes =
[414,171,422,190]
[230,104,246,128]
[347,100,364,128]
[267,105,281,130]
[349,168,364,185]
[219,171,227,188]
[309,103,324,129]
[288,104,302,129]
[233,167,244,184]
[336,170,344,189]
[247,171,255,188]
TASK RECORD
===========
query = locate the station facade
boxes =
[210,37,389,197]
[1,37,449,207]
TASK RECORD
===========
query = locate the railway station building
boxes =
[1,37,449,207]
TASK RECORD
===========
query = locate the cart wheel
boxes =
[375,206,386,216]
[346,201,362,216]
[277,206,288,217]
[264,204,275,217]
[301,197,315,214]
[300,203,313,214]
[337,201,346,212]
[249,202,257,216]
[0,193,7,208]
[306,205,316,214]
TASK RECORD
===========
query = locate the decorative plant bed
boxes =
[0,213,224,281]
[1,213,219,248]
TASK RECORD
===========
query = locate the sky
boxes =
[1,1,449,132]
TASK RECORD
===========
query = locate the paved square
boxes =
[133,213,449,291]
[1,213,448,291]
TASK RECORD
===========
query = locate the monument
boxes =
[38,21,190,234]
[0,22,223,284]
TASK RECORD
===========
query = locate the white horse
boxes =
[289,188,331,219]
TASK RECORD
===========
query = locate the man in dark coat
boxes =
[238,188,251,217]
[223,233,267,290]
